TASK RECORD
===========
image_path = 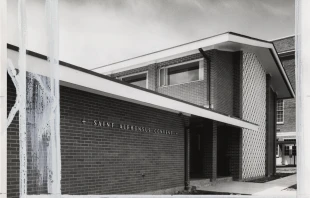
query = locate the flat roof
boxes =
[7,44,258,131]
[92,32,295,99]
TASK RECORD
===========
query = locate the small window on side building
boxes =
[276,100,284,124]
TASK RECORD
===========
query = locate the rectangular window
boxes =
[276,100,284,124]
[159,59,204,86]
[120,72,148,89]
[276,145,279,157]
[284,146,290,156]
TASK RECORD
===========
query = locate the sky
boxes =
[7,0,295,70]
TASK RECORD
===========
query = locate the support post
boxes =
[0,0,7,197]
[184,127,190,190]
[211,121,217,182]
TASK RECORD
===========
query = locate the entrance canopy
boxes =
[7,45,258,131]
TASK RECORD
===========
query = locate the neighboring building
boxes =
[6,32,294,196]
[272,36,297,166]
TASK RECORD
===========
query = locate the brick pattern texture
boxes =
[277,98,296,132]
[277,56,296,133]
[210,51,234,115]
[7,76,20,198]
[7,76,188,196]
[242,52,267,180]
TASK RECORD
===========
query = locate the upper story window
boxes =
[159,59,204,87]
[276,100,284,124]
[119,72,148,89]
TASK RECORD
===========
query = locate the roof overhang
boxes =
[93,32,295,99]
[7,47,258,131]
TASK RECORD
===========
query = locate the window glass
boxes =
[122,73,147,88]
[168,62,199,85]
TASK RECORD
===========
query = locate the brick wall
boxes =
[210,50,237,116]
[7,76,19,198]
[7,76,188,196]
[277,55,296,133]
[277,98,296,132]
[281,56,295,92]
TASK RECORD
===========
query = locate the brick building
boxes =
[6,32,294,196]
[272,36,296,166]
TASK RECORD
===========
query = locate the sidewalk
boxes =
[197,174,296,196]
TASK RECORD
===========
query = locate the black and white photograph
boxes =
[0,0,310,197]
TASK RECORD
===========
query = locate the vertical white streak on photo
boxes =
[17,0,28,197]
[296,0,310,198]
[45,0,61,196]
[6,59,21,128]
[0,0,7,197]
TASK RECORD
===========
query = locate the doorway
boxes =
[190,125,204,178]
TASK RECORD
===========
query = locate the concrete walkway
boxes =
[197,174,296,196]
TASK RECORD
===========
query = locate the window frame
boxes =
[158,58,204,87]
[276,99,284,124]
[118,71,148,89]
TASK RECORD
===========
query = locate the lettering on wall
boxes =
[81,118,177,135]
